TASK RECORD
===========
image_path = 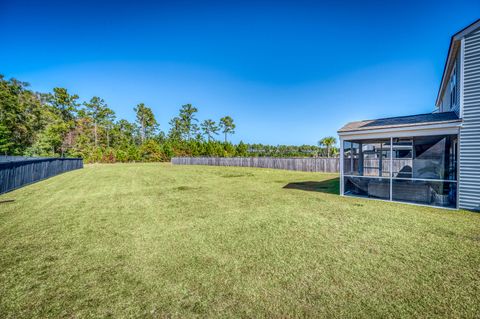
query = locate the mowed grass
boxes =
[0,163,479,318]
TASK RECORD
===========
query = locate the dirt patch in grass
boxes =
[221,172,254,178]
[175,186,199,191]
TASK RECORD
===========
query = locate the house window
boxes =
[450,67,457,108]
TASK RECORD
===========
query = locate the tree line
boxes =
[0,74,338,162]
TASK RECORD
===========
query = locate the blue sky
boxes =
[1,0,479,145]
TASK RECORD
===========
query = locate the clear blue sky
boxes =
[1,1,479,145]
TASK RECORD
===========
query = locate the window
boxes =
[450,67,457,108]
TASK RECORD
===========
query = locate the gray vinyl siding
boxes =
[459,28,480,211]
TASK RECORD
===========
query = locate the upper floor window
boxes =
[450,67,457,107]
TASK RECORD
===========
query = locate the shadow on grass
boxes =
[283,178,340,195]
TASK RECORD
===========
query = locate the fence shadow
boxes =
[283,177,340,195]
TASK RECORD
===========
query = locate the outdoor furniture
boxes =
[367,181,390,199]
[368,180,433,204]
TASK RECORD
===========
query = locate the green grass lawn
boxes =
[1,163,479,318]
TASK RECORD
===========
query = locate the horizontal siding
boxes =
[459,28,480,211]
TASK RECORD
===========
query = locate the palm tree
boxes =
[318,136,337,158]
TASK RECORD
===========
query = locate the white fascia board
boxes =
[436,43,458,107]
[435,20,480,107]
[338,122,461,140]
[453,19,480,40]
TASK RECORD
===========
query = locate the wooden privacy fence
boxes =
[172,157,340,173]
[0,157,83,194]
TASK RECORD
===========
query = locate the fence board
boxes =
[0,158,83,194]
[171,157,340,173]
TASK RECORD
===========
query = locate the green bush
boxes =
[139,140,164,162]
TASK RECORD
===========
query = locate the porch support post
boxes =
[379,143,382,176]
[358,142,363,175]
[350,143,354,174]
[390,137,393,201]
[339,137,344,195]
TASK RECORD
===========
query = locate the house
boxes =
[338,19,480,210]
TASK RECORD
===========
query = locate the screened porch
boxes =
[341,135,458,208]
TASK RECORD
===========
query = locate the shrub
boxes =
[139,140,164,162]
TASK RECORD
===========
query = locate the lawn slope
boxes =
[0,163,479,318]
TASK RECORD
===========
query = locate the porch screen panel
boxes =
[343,139,391,199]
[392,135,458,208]
[391,180,457,208]
[392,138,413,178]
[343,141,352,175]
[342,139,390,177]
[344,176,390,200]
[412,136,450,180]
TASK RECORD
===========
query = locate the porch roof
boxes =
[338,112,461,134]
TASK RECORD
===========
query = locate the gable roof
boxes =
[338,112,461,133]
[435,19,480,107]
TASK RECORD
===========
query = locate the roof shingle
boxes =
[338,112,461,133]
